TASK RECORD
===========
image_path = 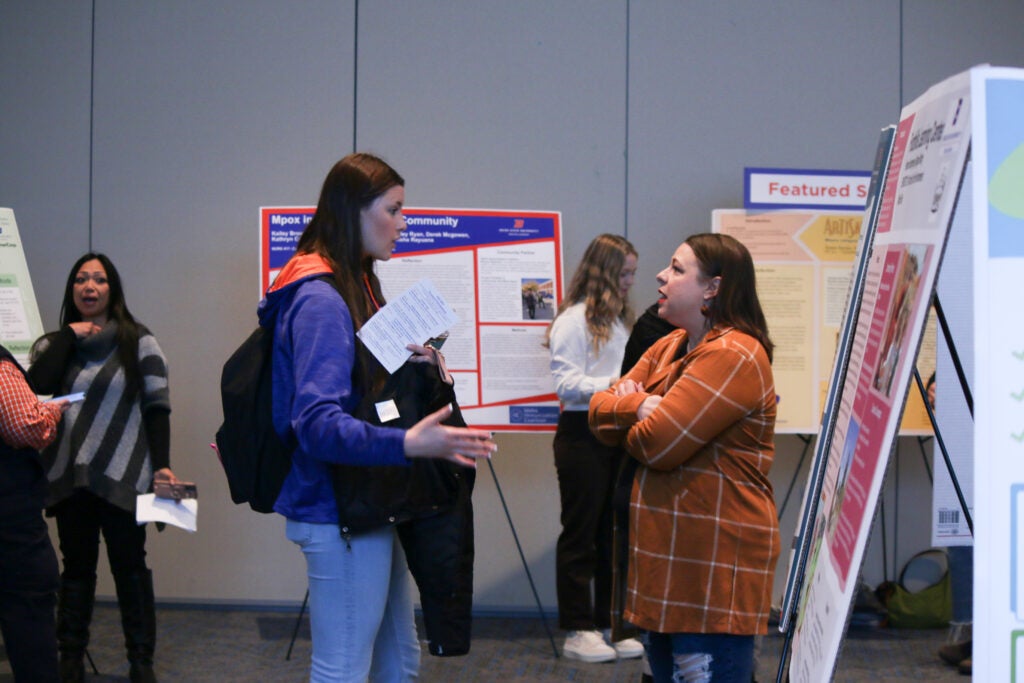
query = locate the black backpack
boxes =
[214,276,336,513]
[214,323,293,513]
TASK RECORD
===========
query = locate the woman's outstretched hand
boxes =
[404,404,496,468]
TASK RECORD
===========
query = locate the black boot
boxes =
[114,569,157,683]
[56,576,96,683]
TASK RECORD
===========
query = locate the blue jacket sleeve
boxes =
[280,281,407,466]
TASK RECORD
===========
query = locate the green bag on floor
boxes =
[876,548,952,629]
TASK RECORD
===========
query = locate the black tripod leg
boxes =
[488,459,560,658]
[285,589,309,661]
[914,368,974,534]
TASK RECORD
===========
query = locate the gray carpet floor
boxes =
[0,603,967,681]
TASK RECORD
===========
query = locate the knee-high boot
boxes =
[56,576,96,683]
[114,569,157,683]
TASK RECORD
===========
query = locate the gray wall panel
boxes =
[86,0,356,602]
[357,0,629,284]
[627,1,901,298]
[0,0,93,325]
[901,0,1024,106]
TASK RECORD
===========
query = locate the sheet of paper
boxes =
[356,279,458,373]
[135,493,198,532]
[45,392,85,403]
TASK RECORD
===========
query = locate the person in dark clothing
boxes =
[547,234,642,663]
[525,290,537,319]
[622,303,677,374]
[29,253,183,683]
[610,303,676,683]
[0,344,69,682]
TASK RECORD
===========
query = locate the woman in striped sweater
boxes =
[589,233,779,683]
[30,253,179,683]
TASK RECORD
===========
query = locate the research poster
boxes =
[0,208,45,366]
[971,66,1024,683]
[713,210,933,435]
[788,68,971,682]
[260,206,563,432]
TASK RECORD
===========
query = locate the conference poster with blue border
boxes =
[261,206,564,432]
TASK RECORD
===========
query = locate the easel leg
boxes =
[85,647,99,675]
[777,435,814,521]
[916,436,934,484]
[488,458,560,659]
[286,589,309,660]
[913,368,974,534]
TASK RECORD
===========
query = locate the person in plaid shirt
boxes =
[590,233,778,683]
[0,343,69,682]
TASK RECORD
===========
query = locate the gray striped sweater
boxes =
[38,323,170,512]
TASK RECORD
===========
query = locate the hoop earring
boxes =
[700,304,710,317]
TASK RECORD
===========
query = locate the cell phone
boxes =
[425,332,449,350]
[153,481,198,501]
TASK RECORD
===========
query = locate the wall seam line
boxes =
[88,0,96,249]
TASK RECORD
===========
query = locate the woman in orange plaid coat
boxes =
[590,233,779,683]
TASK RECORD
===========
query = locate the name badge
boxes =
[375,399,400,423]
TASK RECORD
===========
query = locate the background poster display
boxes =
[260,206,563,432]
[713,209,933,435]
[972,67,1024,682]
[931,174,974,546]
[787,69,971,682]
[0,208,45,366]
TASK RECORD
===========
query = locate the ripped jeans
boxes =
[644,631,754,683]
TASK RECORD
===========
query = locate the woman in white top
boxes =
[547,233,642,663]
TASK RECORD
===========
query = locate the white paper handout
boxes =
[356,279,458,374]
[135,493,198,532]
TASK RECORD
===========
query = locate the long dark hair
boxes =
[546,233,637,352]
[296,152,404,387]
[50,252,144,393]
[686,233,774,362]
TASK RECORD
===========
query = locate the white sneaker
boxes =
[563,629,617,663]
[603,629,644,659]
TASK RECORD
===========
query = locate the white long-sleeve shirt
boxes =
[548,302,628,411]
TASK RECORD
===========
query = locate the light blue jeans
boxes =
[286,520,420,682]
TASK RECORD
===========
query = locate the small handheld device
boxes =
[153,481,198,501]
[425,332,449,350]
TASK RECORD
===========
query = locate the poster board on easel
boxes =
[259,206,564,432]
[781,66,974,682]
[970,65,1024,682]
[0,208,45,366]
[775,124,896,635]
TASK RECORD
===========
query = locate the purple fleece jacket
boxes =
[258,255,407,523]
